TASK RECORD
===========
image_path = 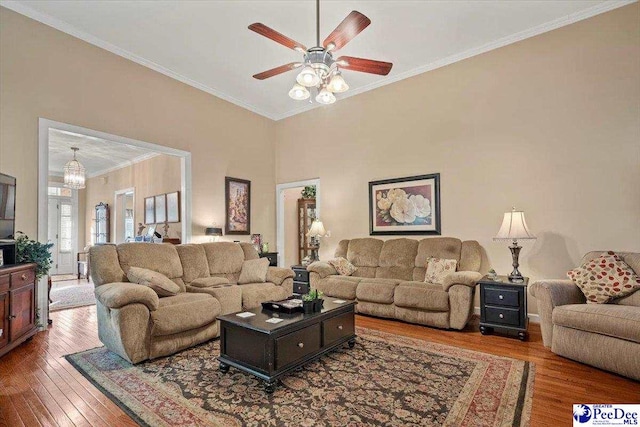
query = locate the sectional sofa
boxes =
[89,242,293,363]
[308,237,483,330]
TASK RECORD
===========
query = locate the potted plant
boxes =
[302,292,315,314]
[312,289,324,312]
[15,232,53,280]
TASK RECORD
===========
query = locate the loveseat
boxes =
[89,242,293,363]
[308,237,482,330]
[530,251,640,380]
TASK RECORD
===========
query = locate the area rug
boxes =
[66,327,534,427]
[49,282,96,311]
[51,274,80,282]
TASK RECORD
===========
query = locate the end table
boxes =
[291,265,310,295]
[478,275,529,341]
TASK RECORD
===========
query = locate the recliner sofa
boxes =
[89,242,293,363]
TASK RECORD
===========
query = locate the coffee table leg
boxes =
[219,362,230,373]
[264,379,277,394]
[348,338,356,349]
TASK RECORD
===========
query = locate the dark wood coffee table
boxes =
[217,299,356,393]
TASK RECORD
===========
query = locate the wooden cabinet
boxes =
[297,198,316,264]
[94,202,110,244]
[292,265,310,295]
[0,263,38,358]
[479,275,529,341]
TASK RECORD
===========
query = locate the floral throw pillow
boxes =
[328,257,357,276]
[567,251,640,304]
[424,257,457,284]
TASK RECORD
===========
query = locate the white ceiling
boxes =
[48,129,158,177]
[3,1,633,120]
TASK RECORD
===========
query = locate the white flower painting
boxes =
[369,174,441,235]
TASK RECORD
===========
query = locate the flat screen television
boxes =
[0,173,16,240]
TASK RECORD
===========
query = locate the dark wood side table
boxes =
[259,252,278,267]
[479,275,529,341]
[291,265,310,295]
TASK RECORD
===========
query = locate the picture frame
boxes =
[166,191,181,223]
[144,196,155,224]
[369,173,441,235]
[155,194,167,224]
[225,177,251,235]
[251,233,262,253]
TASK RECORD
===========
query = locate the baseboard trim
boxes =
[474,307,540,324]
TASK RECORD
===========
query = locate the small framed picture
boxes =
[155,194,166,224]
[144,197,155,224]
[251,234,262,253]
[166,191,181,223]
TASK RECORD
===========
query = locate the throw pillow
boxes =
[424,257,457,285]
[567,251,640,304]
[238,258,270,284]
[328,257,357,276]
[127,267,180,297]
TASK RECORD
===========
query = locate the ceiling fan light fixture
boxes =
[327,71,349,93]
[315,87,336,105]
[296,65,321,87]
[289,83,310,100]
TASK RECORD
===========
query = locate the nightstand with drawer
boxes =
[291,265,310,295]
[479,275,529,341]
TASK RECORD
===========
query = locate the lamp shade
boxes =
[494,208,536,241]
[205,227,222,236]
[307,220,327,238]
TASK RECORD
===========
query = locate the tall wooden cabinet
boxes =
[297,198,316,264]
[0,263,38,358]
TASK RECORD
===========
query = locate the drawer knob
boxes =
[337,325,343,330]
[499,313,504,319]
[297,342,304,348]
[21,274,27,280]
[499,295,504,300]
[8,315,16,320]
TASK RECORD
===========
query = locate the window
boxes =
[59,202,73,252]
[48,186,72,197]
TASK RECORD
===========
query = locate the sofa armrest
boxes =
[95,282,159,311]
[266,267,294,286]
[442,271,483,292]
[307,261,337,279]
[529,279,586,347]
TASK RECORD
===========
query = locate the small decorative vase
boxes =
[313,298,324,312]
[261,243,269,253]
[303,300,314,314]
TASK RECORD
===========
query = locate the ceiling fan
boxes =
[249,0,393,105]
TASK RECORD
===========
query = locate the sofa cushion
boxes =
[315,276,363,300]
[186,284,242,315]
[175,244,210,283]
[568,251,640,304]
[352,267,377,278]
[126,267,181,297]
[460,240,482,272]
[238,258,270,284]
[375,266,414,281]
[347,238,384,267]
[89,244,127,286]
[394,282,450,312]
[150,293,220,336]
[238,283,289,309]
[190,277,230,288]
[334,240,349,258]
[203,242,245,274]
[356,279,401,304]
[379,239,419,268]
[425,258,458,285]
[328,257,357,276]
[553,304,640,344]
[117,243,184,288]
[415,238,462,268]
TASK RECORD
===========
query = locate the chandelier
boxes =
[63,147,86,189]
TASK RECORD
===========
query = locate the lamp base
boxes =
[508,242,524,283]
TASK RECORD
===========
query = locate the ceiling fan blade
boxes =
[253,63,302,80]
[248,23,307,52]
[323,11,371,51]
[337,56,393,75]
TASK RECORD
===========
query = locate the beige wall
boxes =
[275,4,640,314]
[84,154,182,246]
[0,7,276,247]
[283,187,305,267]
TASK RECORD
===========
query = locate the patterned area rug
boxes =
[66,327,534,427]
[50,282,96,312]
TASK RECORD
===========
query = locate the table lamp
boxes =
[307,219,328,262]
[493,207,536,282]
[205,227,222,242]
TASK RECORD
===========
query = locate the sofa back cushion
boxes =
[460,240,482,272]
[202,242,246,275]
[116,243,185,291]
[581,251,640,307]
[376,238,418,281]
[175,244,210,284]
[89,244,127,287]
[240,243,260,260]
[346,238,384,267]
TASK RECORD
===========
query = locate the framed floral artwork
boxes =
[369,173,441,235]
[225,177,251,235]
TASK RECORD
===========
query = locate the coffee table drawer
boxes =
[323,311,355,346]
[484,306,520,327]
[275,324,321,369]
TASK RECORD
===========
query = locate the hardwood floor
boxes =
[1,307,638,426]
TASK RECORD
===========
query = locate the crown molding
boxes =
[85,152,161,178]
[2,0,635,122]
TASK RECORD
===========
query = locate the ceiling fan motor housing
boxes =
[306,47,334,79]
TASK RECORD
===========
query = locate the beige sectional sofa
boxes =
[308,237,483,330]
[530,251,640,380]
[89,242,293,363]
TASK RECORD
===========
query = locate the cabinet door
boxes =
[0,291,8,349]
[9,283,35,341]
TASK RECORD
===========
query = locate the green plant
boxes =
[302,293,315,302]
[301,185,316,199]
[15,232,54,280]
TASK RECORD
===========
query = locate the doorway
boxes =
[47,184,77,276]
[114,188,135,243]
